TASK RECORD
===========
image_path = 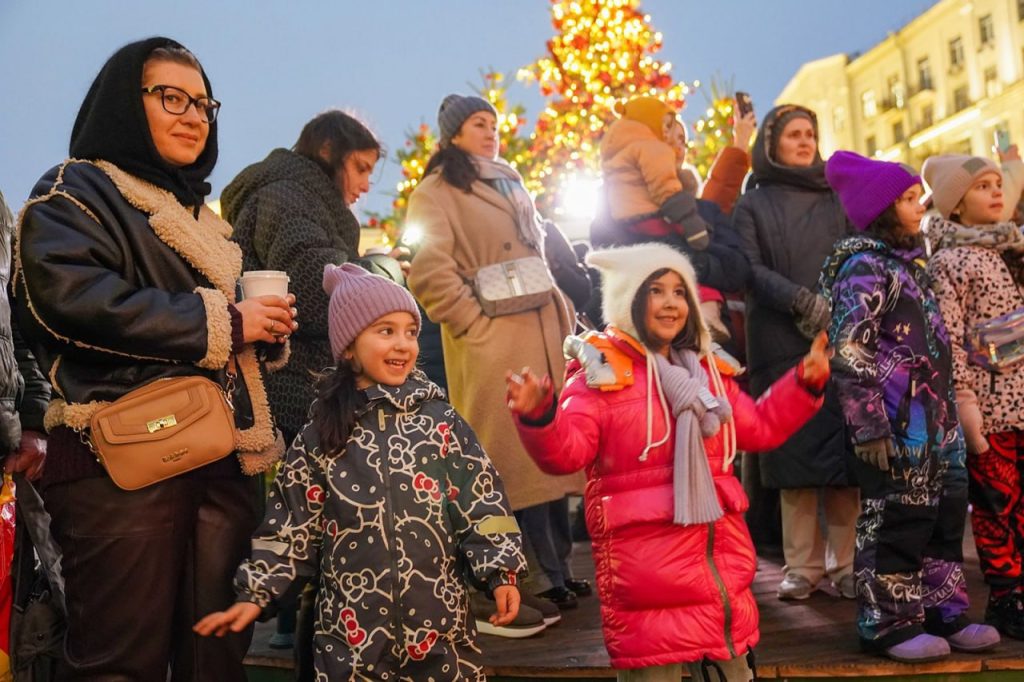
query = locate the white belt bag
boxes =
[472,257,554,317]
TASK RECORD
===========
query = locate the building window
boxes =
[921,104,934,129]
[917,57,933,90]
[979,14,995,45]
[862,90,878,118]
[1019,0,1024,21]
[893,121,905,144]
[953,85,970,112]
[985,66,1001,97]
[833,106,847,133]
[949,37,965,69]
[866,136,878,157]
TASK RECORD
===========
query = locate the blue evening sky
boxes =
[1,1,934,219]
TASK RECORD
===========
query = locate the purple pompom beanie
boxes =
[323,263,421,360]
[825,151,921,231]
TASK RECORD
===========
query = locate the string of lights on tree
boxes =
[688,80,739,180]
[366,0,737,243]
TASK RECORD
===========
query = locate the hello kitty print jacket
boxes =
[236,371,526,681]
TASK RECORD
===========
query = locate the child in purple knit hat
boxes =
[821,151,1000,662]
[197,263,535,679]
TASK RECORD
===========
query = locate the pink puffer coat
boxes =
[515,329,823,669]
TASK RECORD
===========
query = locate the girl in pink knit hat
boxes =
[197,263,532,680]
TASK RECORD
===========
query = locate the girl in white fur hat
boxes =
[506,243,830,681]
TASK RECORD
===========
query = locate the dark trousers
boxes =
[969,429,1024,589]
[43,475,260,681]
[515,497,573,589]
[853,437,969,650]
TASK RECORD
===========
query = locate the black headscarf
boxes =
[749,104,829,192]
[70,37,218,208]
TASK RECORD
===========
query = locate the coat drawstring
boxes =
[639,349,671,461]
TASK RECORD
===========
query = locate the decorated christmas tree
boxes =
[518,0,691,214]
[687,80,738,180]
[367,0,695,238]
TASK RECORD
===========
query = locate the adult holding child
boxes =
[407,94,585,619]
[15,37,294,679]
[732,104,859,599]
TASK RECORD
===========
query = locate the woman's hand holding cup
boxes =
[236,293,298,344]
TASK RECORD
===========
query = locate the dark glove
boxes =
[792,287,831,340]
[854,437,895,471]
[659,191,710,251]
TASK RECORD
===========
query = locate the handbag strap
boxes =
[13,473,66,616]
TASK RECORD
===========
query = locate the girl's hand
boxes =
[505,367,551,415]
[801,331,833,386]
[235,293,298,345]
[490,585,521,626]
[193,601,261,637]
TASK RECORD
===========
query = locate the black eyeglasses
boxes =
[141,84,221,123]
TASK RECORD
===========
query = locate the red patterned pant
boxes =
[968,430,1024,587]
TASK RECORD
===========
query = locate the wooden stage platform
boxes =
[245,529,1024,680]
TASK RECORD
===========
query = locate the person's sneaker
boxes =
[470,592,546,638]
[520,592,562,625]
[884,633,951,663]
[566,578,593,598]
[777,573,814,600]
[946,623,1000,652]
[536,586,579,609]
[834,573,856,600]
[985,592,1024,639]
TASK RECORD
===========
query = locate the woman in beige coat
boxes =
[407,94,586,614]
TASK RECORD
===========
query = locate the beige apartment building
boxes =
[777,0,1024,168]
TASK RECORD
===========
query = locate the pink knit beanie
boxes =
[323,263,421,360]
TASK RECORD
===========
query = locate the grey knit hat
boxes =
[323,263,421,360]
[437,94,497,148]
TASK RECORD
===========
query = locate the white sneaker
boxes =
[834,573,857,600]
[777,573,815,600]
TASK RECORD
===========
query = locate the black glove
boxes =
[853,437,895,471]
[792,287,831,340]
[659,191,710,251]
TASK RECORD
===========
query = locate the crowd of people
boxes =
[2,35,1024,682]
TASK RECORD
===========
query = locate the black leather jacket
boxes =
[15,161,252,423]
[0,190,49,451]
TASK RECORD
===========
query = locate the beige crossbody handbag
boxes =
[87,375,237,490]
[472,256,554,317]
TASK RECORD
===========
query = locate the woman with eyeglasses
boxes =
[15,37,294,679]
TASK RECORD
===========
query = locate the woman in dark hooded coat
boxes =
[731,104,859,601]
[15,37,294,679]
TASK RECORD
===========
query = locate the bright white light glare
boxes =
[401,224,424,247]
[557,174,603,221]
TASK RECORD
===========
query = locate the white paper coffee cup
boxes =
[240,270,290,299]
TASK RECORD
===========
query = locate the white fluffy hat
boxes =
[586,243,711,354]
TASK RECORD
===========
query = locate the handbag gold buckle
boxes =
[147,415,178,433]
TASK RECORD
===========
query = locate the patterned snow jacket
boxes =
[821,236,959,449]
[236,372,526,681]
[927,222,1024,436]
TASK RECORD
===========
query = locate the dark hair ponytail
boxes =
[311,360,361,455]
[423,145,479,192]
